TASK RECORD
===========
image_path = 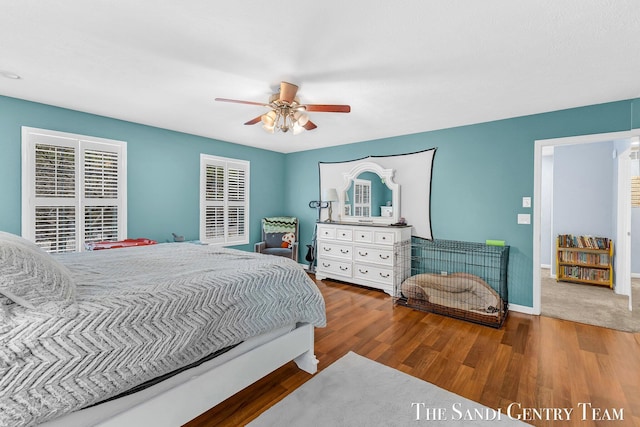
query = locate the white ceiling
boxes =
[2,1,640,153]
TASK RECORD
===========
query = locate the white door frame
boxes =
[616,139,633,308]
[533,129,640,315]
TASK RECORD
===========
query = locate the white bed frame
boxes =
[41,323,317,427]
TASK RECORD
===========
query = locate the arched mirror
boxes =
[338,162,400,224]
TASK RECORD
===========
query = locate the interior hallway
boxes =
[540,268,640,332]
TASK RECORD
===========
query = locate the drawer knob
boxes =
[322,262,330,267]
[340,266,348,271]
[359,251,368,256]
[379,272,390,278]
[359,269,369,274]
[340,249,349,254]
[361,235,365,238]
[379,254,390,260]
[323,247,332,251]
[382,236,386,240]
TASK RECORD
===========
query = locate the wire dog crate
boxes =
[394,237,509,328]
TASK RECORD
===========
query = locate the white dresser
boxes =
[314,222,412,296]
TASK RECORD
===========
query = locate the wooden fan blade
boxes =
[279,82,299,104]
[215,98,267,107]
[303,120,317,131]
[244,115,263,125]
[303,104,351,113]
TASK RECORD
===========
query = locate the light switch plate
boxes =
[517,214,531,224]
[522,197,531,208]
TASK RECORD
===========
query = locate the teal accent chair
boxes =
[254,217,299,262]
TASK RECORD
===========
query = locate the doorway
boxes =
[533,130,640,322]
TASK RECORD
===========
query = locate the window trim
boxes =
[199,153,250,246]
[21,127,127,252]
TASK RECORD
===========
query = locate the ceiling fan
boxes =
[215,81,351,135]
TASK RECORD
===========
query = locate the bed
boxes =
[0,231,326,426]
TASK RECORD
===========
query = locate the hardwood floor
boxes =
[186,276,640,427]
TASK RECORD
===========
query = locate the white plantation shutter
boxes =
[353,179,371,217]
[22,127,127,252]
[31,141,77,252]
[84,206,119,244]
[82,147,121,244]
[35,206,77,253]
[200,155,249,245]
[227,165,247,240]
[35,144,76,198]
[205,206,225,240]
[204,163,225,241]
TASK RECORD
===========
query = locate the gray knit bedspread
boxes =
[0,243,326,426]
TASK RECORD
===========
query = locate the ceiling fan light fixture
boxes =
[293,111,309,126]
[262,123,275,133]
[292,122,304,135]
[215,81,350,136]
[261,110,277,126]
[279,81,298,104]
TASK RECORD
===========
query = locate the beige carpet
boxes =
[540,268,640,332]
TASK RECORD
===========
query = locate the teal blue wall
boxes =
[285,100,636,307]
[0,95,286,250]
[3,94,639,308]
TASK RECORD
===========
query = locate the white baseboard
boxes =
[509,303,536,315]
[632,273,640,279]
[540,264,551,269]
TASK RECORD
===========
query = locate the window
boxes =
[353,179,371,217]
[200,154,249,245]
[21,127,127,253]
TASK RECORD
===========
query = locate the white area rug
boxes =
[248,352,530,426]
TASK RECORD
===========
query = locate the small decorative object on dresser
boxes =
[314,222,412,296]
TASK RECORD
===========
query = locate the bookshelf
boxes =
[556,235,613,288]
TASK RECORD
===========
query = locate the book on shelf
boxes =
[557,250,609,266]
[558,265,610,281]
[557,234,610,250]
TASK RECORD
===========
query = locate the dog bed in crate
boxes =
[400,272,504,326]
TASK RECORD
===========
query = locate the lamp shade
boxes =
[322,188,339,202]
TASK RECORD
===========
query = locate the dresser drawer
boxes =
[354,246,394,266]
[318,241,353,260]
[335,228,353,241]
[318,258,352,278]
[317,225,336,240]
[354,230,373,243]
[353,263,394,285]
[374,231,395,245]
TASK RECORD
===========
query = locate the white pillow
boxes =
[0,231,77,316]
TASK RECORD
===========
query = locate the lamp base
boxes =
[324,203,334,223]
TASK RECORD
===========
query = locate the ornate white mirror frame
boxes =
[337,161,400,225]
